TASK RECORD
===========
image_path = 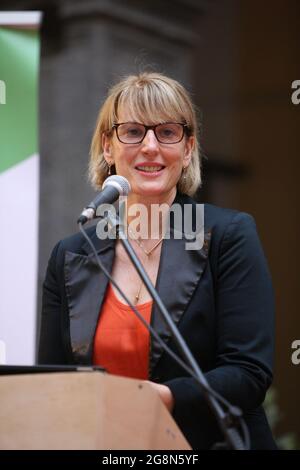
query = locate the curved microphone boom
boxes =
[77,175,131,225]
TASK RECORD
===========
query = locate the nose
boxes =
[141,129,159,152]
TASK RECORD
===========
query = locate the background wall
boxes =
[236,0,300,443]
[1,0,299,446]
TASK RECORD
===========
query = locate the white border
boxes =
[0,154,39,364]
[0,11,42,26]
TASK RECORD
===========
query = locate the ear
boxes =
[183,135,194,167]
[102,132,114,163]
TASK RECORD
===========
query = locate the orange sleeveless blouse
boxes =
[93,283,152,380]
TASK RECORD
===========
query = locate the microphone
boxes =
[77,175,131,225]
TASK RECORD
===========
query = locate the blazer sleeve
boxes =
[164,212,275,435]
[38,241,68,364]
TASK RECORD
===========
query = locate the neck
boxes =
[124,188,177,240]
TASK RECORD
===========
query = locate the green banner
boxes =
[0,27,40,173]
[0,12,41,366]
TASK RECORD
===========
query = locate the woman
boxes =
[39,72,276,449]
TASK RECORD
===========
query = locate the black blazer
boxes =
[38,192,276,450]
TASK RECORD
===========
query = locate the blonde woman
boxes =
[39,72,276,449]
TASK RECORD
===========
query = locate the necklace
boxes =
[127,227,164,304]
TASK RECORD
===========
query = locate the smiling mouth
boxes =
[135,165,165,172]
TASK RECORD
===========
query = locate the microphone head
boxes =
[102,175,131,196]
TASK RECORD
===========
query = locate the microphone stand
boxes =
[104,210,248,451]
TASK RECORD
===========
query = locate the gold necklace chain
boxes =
[127,227,164,303]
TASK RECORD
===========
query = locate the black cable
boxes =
[78,221,250,450]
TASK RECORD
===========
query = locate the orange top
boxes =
[93,283,153,380]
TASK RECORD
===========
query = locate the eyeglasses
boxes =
[112,122,189,144]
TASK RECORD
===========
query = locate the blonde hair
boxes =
[89,72,201,196]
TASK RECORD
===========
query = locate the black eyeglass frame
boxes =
[112,122,190,144]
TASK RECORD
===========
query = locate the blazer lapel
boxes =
[149,195,211,377]
[64,229,115,364]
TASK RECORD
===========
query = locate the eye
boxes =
[160,126,176,136]
[120,124,144,137]
[127,126,143,136]
[157,124,181,139]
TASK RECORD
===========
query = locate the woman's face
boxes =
[103,108,194,201]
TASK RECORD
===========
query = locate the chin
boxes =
[135,185,168,197]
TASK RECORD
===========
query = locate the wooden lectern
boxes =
[0,371,191,450]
